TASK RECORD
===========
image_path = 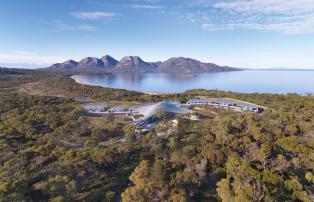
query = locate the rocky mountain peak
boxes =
[79,57,104,68]
[101,55,118,67]
[119,56,144,66]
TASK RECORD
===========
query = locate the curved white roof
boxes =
[132,101,191,120]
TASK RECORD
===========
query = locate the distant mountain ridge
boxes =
[157,57,233,73]
[48,55,239,73]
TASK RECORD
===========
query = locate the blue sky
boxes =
[1,0,314,69]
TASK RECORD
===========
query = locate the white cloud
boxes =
[213,49,314,69]
[70,11,117,20]
[130,4,163,9]
[14,51,38,56]
[213,0,314,14]
[47,20,96,32]
[202,23,223,31]
[188,0,314,34]
[0,51,66,67]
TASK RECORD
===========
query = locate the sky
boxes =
[1,0,314,69]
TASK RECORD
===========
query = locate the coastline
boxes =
[71,75,90,86]
[70,74,314,96]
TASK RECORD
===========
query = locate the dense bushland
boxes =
[0,73,313,201]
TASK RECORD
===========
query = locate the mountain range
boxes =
[48,55,239,73]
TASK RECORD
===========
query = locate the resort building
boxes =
[72,98,91,103]
[186,97,263,113]
[186,99,209,105]
[237,103,263,113]
[188,114,201,121]
[83,103,108,113]
[130,101,192,123]
[107,105,129,113]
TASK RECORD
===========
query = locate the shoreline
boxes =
[71,75,90,86]
[70,75,314,96]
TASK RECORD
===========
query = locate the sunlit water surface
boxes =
[72,70,314,94]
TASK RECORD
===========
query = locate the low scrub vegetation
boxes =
[0,73,313,201]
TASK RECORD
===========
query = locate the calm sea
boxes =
[72,70,314,94]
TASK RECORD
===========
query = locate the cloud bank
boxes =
[70,11,117,20]
[130,4,162,9]
[0,51,66,67]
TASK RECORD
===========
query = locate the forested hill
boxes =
[0,73,313,202]
[0,67,36,75]
[0,67,56,76]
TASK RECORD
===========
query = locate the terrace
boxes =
[83,103,129,115]
[186,97,263,113]
[83,103,108,113]
[107,105,129,113]
[72,98,91,103]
